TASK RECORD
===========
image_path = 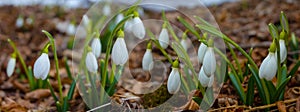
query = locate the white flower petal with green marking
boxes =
[158,28,169,49]
[103,4,111,16]
[259,52,277,81]
[197,43,207,64]
[167,68,181,94]
[203,47,216,77]
[33,53,50,80]
[131,17,145,39]
[180,39,188,51]
[112,38,128,65]
[279,40,287,63]
[85,52,98,73]
[6,58,16,77]
[91,38,102,58]
[142,49,153,71]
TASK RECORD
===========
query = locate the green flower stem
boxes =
[225,42,243,81]
[42,30,63,102]
[7,39,34,89]
[162,11,180,42]
[275,39,283,88]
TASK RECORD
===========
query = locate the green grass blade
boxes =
[229,72,246,103]
[289,60,300,77]
[246,75,255,106]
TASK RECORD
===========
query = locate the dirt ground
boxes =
[0,0,300,111]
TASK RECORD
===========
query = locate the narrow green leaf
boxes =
[229,72,246,103]
[265,80,275,99]
[272,76,291,102]
[67,79,76,100]
[194,16,217,29]
[192,97,203,105]
[62,96,69,112]
[280,11,289,34]
[246,75,255,106]
[268,23,279,39]
[177,16,201,39]
[47,79,59,102]
[64,57,73,80]
[289,60,300,77]
[248,64,268,104]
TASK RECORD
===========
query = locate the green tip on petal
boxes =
[117,30,125,38]
[279,30,287,40]
[162,22,167,28]
[133,11,139,17]
[11,52,17,59]
[269,40,277,53]
[172,58,179,68]
[207,38,214,47]
[87,46,92,52]
[203,33,208,40]
[42,43,50,54]
[182,30,188,40]
[147,41,152,49]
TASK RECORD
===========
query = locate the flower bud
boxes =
[259,52,277,81]
[203,47,216,77]
[158,28,169,49]
[67,23,76,36]
[131,17,145,39]
[112,37,128,65]
[33,53,50,80]
[167,68,181,94]
[279,39,287,63]
[197,43,207,64]
[85,52,98,73]
[142,49,153,71]
[82,15,90,28]
[6,57,16,77]
[91,38,102,58]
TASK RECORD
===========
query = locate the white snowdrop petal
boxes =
[16,17,24,28]
[208,75,214,87]
[142,49,154,71]
[85,52,98,73]
[158,28,169,49]
[167,68,181,94]
[33,53,50,80]
[198,67,210,87]
[115,14,124,24]
[67,24,76,35]
[6,58,16,77]
[124,19,133,33]
[279,40,287,63]
[82,15,90,28]
[180,39,188,51]
[197,43,207,64]
[132,17,145,39]
[103,5,111,16]
[203,48,216,77]
[91,38,102,58]
[112,38,129,65]
[259,53,277,81]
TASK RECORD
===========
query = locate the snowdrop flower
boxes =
[85,51,98,73]
[34,53,50,80]
[158,23,169,49]
[167,60,181,94]
[103,4,111,16]
[142,43,153,71]
[6,54,16,77]
[279,31,287,63]
[198,43,207,64]
[112,30,129,65]
[16,16,24,28]
[203,39,216,77]
[67,23,76,36]
[124,19,134,33]
[198,67,214,87]
[82,15,90,28]
[131,12,145,39]
[115,14,124,24]
[26,17,33,25]
[259,42,277,81]
[181,39,188,51]
[91,38,102,58]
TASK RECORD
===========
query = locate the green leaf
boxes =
[248,64,268,105]
[67,79,76,100]
[62,96,69,112]
[289,60,300,77]
[64,57,73,80]
[271,76,291,102]
[280,11,289,34]
[177,16,201,39]
[192,97,203,105]
[229,72,246,103]
[194,16,217,29]
[268,23,279,39]
[265,80,275,99]
[246,75,255,106]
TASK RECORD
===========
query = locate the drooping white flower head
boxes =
[16,16,24,28]
[131,17,145,39]
[112,31,129,65]
[103,4,111,16]
[203,47,216,77]
[6,57,16,77]
[115,14,124,24]
[33,53,50,80]
[91,38,102,58]
[198,67,214,87]
[279,39,287,63]
[180,39,189,51]
[197,43,207,64]
[26,17,33,25]
[167,60,181,94]
[142,49,153,71]
[259,52,277,81]
[124,19,134,33]
[67,23,76,36]
[158,28,169,49]
[259,42,277,81]
[82,15,90,28]
[85,51,98,73]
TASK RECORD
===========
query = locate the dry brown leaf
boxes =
[276,101,287,112]
[25,89,51,100]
